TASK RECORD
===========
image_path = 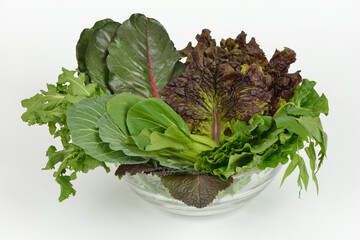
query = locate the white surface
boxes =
[1,0,359,239]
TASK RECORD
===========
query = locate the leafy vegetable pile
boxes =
[21,14,328,208]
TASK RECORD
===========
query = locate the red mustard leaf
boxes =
[161,174,233,208]
[162,29,302,142]
[115,164,197,177]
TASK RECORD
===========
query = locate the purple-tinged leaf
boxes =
[161,174,233,208]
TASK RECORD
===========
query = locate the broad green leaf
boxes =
[190,134,218,148]
[67,96,140,164]
[86,21,121,92]
[106,92,145,136]
[291,79,316,106]
[287,106,315,116]
[76,18,113,73]
[145,125,192,151]
[97,113,128,151]
[274,114,308,139]
[296,116,323,143]
[126,98,190,136]
[127,129,152,150]
[97,113,152,163]
[107,14,181,98]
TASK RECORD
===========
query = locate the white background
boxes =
[1,0,359,239]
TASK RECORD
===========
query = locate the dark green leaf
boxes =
[107,14,180,98]
[145,126,192,151]
[86,21,121,92]
[172,61,185,77]
[296,116,323,143]
[76,19,113,73]
[67,96,127,163]
[274,114,308,139]
[287,106,315,116]
[126,98,190,136]
[106,92,145,136]
[97,113,128,151]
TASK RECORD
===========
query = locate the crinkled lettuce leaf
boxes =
[162,29,302,142]
[196,79,328,194]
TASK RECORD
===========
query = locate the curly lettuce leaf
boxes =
[21,68,109,201]
[45,144,110,201]
[196,115,286,180]
[162,29,302,142]
[196,78,328,195]
[21,68,104,143]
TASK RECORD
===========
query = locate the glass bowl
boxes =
[123,165,282,216]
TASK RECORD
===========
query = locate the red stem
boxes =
[146,23,160,99]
